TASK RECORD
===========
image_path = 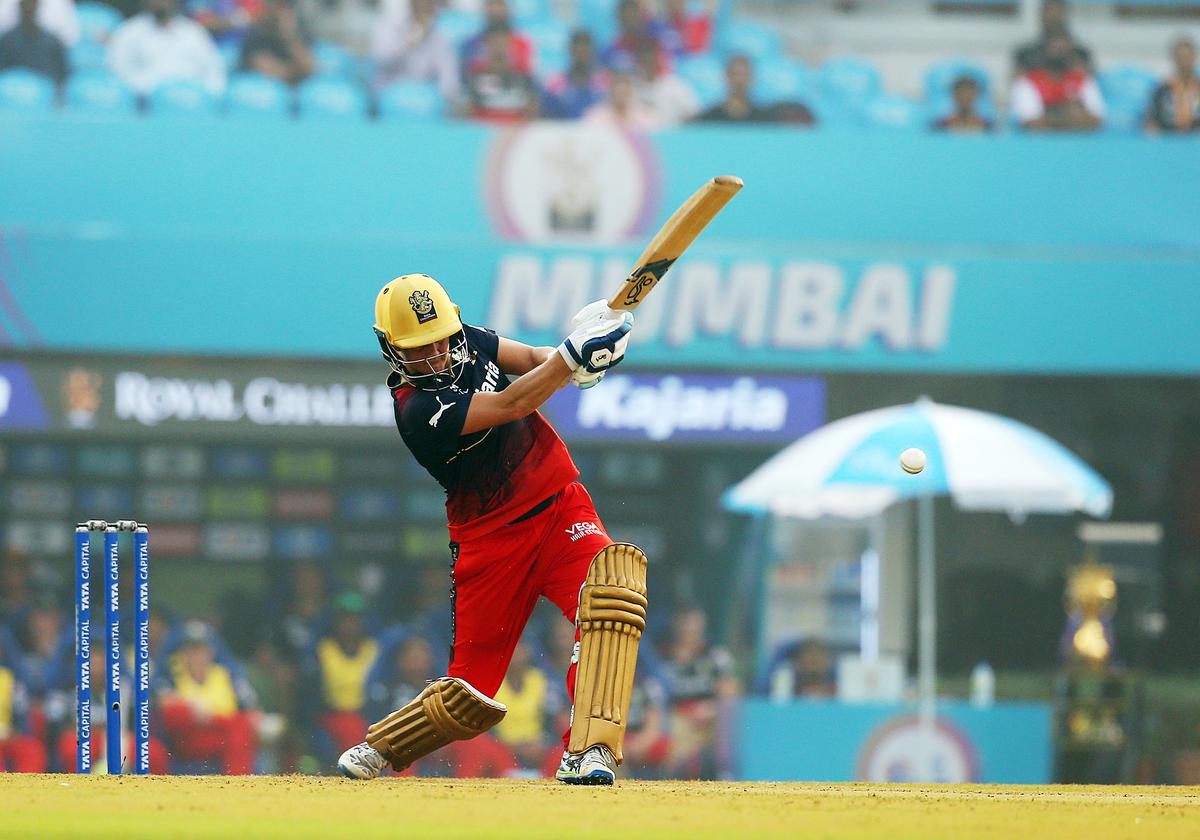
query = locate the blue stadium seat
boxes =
[220,41,241,73]
[523,18,569,79]
[677,54,725,107]
[76,1,123,43]
[377,80,443,121]
[1098,65,1157,114]
[70,39,108,73]
[225,73,292,118]
[807,94,861,129]
[923,58,991,102]
[148,80,218,115]
[436,9,483,49]
[312,41,356,79]
[818,56,882,112]
[862,93,921,130]
[753,56,815,105]
[1104,103,1146,134]
[66,72,135,113]
[578,0,618,46]
[0,69,56,113]
[509,0,550,24]
[297,77,367,120]
[722,19,781,62]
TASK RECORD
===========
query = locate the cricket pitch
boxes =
[2,775,1197,839]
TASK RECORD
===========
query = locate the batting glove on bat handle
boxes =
[569,298,618,329]
[558,311,634,373]
[571,368,606,390]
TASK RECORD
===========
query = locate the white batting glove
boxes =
[570,298,615,328]
[558,311,634,373]
[571,368,606,390]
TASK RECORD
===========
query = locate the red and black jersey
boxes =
[389,325,579,542]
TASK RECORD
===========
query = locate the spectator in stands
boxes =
[460,0,531,77]
[0,0,76,49]
[274,559,330,668]
[1146,36,1200,134]
[158,624,258,774]
[694,54,774,124]
[366,634,435,724]
[540,28,606,119]
[0,0,68,85]
[462,26,539,122]
[243,639,296,773]
[187,0,262,46]
[1011,32,1103,132]
[107,0,227,96]
[768,638,836,700]
[370,0,458,99]
[0,630,47,772]
[493,641,549,771]
[658,607,738,779]
[932,75,993,133]
[584,69,658,129]
[622,671,672,779]
[602,0,672,71]
[631,36,698,125]
[14,598,69,699]
[295,0,371,54]
[0,549,34,636]
[314,591,378,758]
[1013,0,1091,74]
[661,0,713,56]
[239,0,313,84]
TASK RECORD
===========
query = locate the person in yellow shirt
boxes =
[493,641,549,770]
[315,592,379,759]
[160,626,259,774]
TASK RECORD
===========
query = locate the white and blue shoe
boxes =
[337,741,388,780]
[555,745,617,785]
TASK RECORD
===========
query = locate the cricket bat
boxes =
[608,175,744,311]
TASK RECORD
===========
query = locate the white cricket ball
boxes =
[900,447,927,475]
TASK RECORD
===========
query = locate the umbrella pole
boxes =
[917,493,937,772]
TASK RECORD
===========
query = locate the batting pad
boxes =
[568,543,649,763]
[366,677,506,772]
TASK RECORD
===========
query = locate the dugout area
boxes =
[1,776,1196,839]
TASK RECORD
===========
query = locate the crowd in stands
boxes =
[0,0,1197,132]
[0,547,741,777]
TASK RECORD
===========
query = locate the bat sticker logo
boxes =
[409,290,438,324]
[622,258,676,306]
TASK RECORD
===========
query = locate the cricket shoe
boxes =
[337,742,388,780]
[555,745,617,785]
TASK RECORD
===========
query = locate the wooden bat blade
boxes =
[608,175,743,311]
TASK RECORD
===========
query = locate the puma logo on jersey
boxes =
[429,397,455,427]
[565,522,603,542]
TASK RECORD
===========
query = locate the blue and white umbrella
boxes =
[723,397,1111,775]
[723,397,1112,520]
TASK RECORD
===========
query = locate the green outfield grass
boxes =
[2,775,1197,840]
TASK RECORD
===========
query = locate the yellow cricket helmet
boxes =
[373,274,462,349]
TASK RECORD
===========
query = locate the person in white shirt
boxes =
[0,0,77,47]
[584,70,660,131]
[629,36,697,126]
[1010,32,1104,132]
[369,0,458,99]
[107,0,226,96]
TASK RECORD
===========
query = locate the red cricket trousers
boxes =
[446,481,611,749]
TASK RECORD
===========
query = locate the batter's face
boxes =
[400,337,451,374]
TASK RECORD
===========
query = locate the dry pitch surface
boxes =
[2,775,1198,839]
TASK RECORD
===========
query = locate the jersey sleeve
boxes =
[396,388,473,455]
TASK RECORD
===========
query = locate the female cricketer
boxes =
[338,274,650,785]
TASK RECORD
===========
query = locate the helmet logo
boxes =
[409,289,438,324]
